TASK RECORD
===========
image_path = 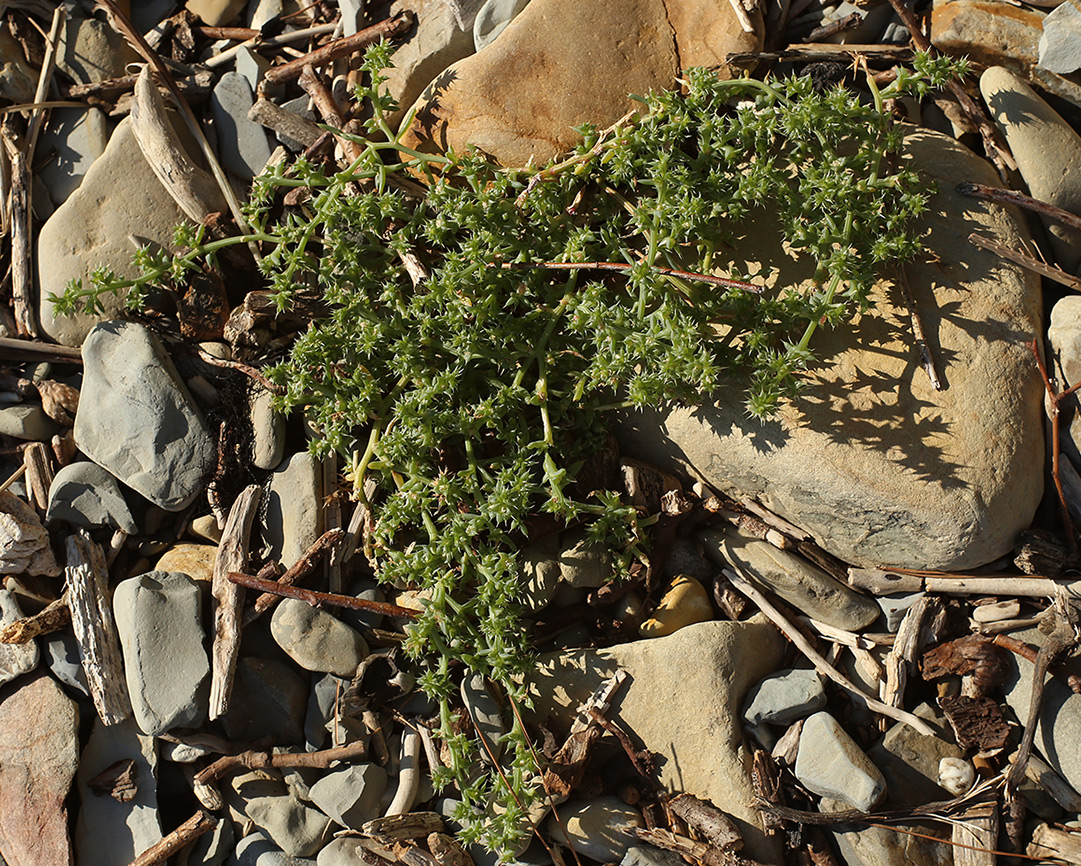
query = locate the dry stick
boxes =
[883,0,1015,175]
[209,485,261,719]
[1004,596,1078,849]
[298,64,363,164]
[803,11,863,42]
[195,737,368,788]
[126,811,218,866]
[264,13,414,85]
[880,595,934,714]
[0,336,82,363]
[0,590,69,643]
[66,530,132,724]
[957,181,1081,235]
[846,567,1081,597]
[1,123,35,336]
[94,0,254,240]
[196,348,286,396]
[229,571,421,618]
[243,527,346,623]
[248,97,323,149]
[26,4,64,165]
[992,634,1081,695]
[1032,338,1080,554]
[896,265,942,390]
[501,261,764,293]
[204,21,338,69]
[726,44,913,65]
[968,233,1081,293]
[723,567,935,735]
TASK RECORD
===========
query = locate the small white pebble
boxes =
[938,757,975,795]
[972,600,1021,623]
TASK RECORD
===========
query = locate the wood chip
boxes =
[0,590,69,643]
[361,812,444,843]
[669,794,744,851]
[938,695,1010,752]
[87,758,138,802]
[209,484,260,719]
[66,531,131,725]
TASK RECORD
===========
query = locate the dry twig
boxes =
[126,811,218,866]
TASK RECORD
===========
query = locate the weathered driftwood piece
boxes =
[881,596,936,711]
[669,794,744,851]
[22,441,53,511]
[804,618,894,649]
[362,811,444,843]
[426,832,474,866]
[724,567,935,735]
[66,531,131,724]
[1028,823,1081,862]
[129,67,227,223]
[951,802,998,866]
[0,590,69,643]
[298,64,362,166]
[263,14,414,85]
[1025,752,1081,811]
[247,97,322,149]
[848,568,1081,597]
[391,843,441,866]
[636,828,769,866]
[384,728,422,816]
[209,484,260,719]
[127,810,217,866]
[35,379,79,425]
[0,122,35,337]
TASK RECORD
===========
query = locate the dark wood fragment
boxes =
[87,758,138,802]
[921,635,1009,692]
[937,695,1010,751]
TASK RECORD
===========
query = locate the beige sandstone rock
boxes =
[400,0,761,167]
[530,620,785,864]
[618,130,1044,571]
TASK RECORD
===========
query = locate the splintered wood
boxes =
[66,530,131,724]
[209,484,260,719]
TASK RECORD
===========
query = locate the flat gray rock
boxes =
[43,631,89,697]
[47,461,137,533]
[223,657,308,745]
[231,830,317,866]
[75,717,161,866]
[702,529,879,631]
[74,321,214,511]
[244,795,331,858]
[38,106,109,207]
[263,452,322,570]
[210,72,272,179]
[0,404,58,441]
[744,668,826,727]
[270,599,368,678]
[113,571,209,735]
[307,763,387,828]
[618,131,1043,571]
[57,15,140,85]
[473,0,531,50]
[37,118,189,346]
[531,620,784,864]
[462,673,505,761]
[0,589,38,687]
[795,712,886,811]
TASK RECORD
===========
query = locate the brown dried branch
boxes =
[127,810,218,866]
[195,348,286,396]
[991,634,1081,694]
[263,13,415,85]
[969,233,1081,293]
[244,527,345,622]
[229,570,420,619]
[896,265,942,390]
[194,737,367,789]
[958,181,1081,234]
[0,589,69,643]
[1031,338,1080,554]
[668,794,744,851]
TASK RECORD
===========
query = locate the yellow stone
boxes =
[154,544,217,583]
[638,575,713,638]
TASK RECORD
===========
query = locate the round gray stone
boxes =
[270,599,368,678]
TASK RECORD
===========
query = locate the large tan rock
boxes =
[618,130,1044,570]
[400,0,760,167]
[529,620,785,864]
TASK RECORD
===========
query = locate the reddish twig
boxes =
[1031,339,1080,554]
[228,571,419,618]
[196,348,286,396]
[501,261,763,293]
[194,737,368,788]
[958,182,1081,235]
[263,13,414,85]
[969,234,1081,294]
[244,528,345,623]
[992,634,1081,695]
